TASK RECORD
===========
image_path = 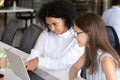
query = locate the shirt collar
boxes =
[57,27,74,39]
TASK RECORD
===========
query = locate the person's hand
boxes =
[25,57,39,71]
[73,77,80,80]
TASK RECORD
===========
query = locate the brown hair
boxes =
[74,12,120,74]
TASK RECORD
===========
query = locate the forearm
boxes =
[69,65,79,80]
[38,47,84,70]
[69,53,86,80]
[38,57,68,70]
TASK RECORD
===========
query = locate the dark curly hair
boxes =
[37,0,77,30]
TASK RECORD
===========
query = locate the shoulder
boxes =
[101,56,114,65]
[101,53,118,71]
[102,7,115,15]
[35,29,49,43]
[99,51,114,64]
[101,55,118,74]
[97,50,115,66]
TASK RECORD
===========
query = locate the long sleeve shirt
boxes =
[27,28,85,71]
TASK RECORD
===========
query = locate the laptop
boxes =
[7,51,59,80]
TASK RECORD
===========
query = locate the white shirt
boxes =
[27,28,85,71]
[102,6,120,43]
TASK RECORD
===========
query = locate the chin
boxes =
[52,32,58,35]
[79,44,84,47]
[54,33,59,35]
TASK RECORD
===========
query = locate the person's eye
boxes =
[53,23,57,26]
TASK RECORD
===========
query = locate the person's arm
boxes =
[38,46,85,71]
[26,30,46,61]
[26,30,85,71]
[26,57,39,71]
[69,53,86,80]
[25,30,46,70]
[26,44,84,71]
[102,56,117,80]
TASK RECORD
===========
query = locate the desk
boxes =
[0,41,85,80]
[0,7,34,26]
[0,41,69,80]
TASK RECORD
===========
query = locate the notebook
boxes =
[7,51,59,80]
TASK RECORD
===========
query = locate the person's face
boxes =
[46,17,68,35]
[74,24,88,47]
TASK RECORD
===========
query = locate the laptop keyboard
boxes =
[28,71,45,80]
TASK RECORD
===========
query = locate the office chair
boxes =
[106,26,116,47]
[106,26,120,56]
[18,24,43,54]
[0,19,22,45]
[16,0,36,31]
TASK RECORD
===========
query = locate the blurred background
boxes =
[0,0,113,47]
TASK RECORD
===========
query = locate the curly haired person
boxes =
[25,0,85,72]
